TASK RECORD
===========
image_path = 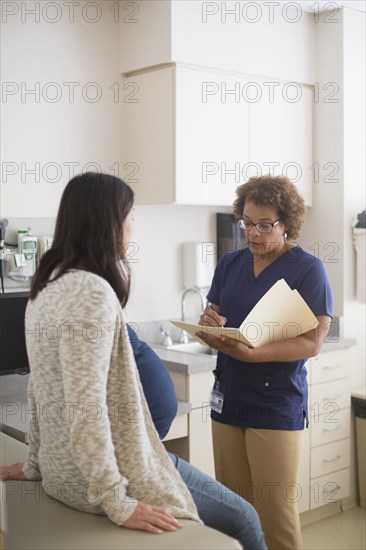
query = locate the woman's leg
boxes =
[168,452,267,550]
[211,421,304,549]
[246,428,304,550]
[212,419,255,503]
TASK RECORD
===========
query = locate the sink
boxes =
[165,342,217,356]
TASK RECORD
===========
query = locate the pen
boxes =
[207,301,226,326]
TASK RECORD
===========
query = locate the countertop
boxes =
[152,336,357,375]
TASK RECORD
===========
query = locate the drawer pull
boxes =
[322,484,341,495]
[323,454,341,463]
[323,394,342,401]
[323,425,341,433]
[323,364,341,370]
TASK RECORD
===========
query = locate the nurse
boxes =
[198,175,333,550]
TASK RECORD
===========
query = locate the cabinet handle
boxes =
[323,425,341,433]
[323,454,341,463]
[323,394,342,401]
[322,484,341,495]
[323,364,341,370]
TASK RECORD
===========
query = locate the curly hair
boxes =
[232,175,306,240]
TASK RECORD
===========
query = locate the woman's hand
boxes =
[123,502,183,534]
[198,303,227,327]
[0,462,27,481]
[197,332,254,362]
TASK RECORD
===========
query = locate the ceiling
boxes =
[274,0,366,12]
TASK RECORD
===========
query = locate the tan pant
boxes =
[212,420,304,550]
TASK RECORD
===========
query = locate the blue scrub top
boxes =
[207,246,333,430]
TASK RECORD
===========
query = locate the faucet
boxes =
[180,286,206,343]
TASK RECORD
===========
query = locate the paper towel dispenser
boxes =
[182,242,214,288]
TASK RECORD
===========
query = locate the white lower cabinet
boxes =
[165,347,352,511]
[168,369,215,477]
[299,349,351,515]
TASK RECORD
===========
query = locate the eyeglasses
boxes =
[238,219,280,233]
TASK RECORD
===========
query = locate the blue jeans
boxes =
[168,452,267,550]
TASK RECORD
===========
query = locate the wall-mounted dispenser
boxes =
[182,241,215,289]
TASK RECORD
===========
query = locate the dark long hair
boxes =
[30,172,134,306]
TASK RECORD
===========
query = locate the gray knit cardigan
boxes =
[22,270,200,526]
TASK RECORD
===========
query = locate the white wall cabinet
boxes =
[126,65,313,206]
[125,67,175,205]
[126,65,250,205]
[175,67,250,205]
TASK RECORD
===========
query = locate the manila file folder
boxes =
[170,279,319,348]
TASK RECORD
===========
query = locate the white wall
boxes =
[126,204,231,322]
[119,0,316,83]
[1,1,124,218]
[299,8,344,317]
[342,8,366,393]
[119,0,171,74]
[171,0,316,83]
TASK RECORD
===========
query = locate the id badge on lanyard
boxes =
[210,368,224,414]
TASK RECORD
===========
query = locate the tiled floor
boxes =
[301,507,366,549]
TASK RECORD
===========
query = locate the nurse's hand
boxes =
[197,332,254,362]
[199,303,227,327]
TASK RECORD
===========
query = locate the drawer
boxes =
[163,413,188,441]
[310,468,350,510]
[311,439,350,478]
[309,378,351,416]
[310,350,349,385]
[310,408,351,448]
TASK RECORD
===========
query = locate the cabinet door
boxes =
[175,66,250,205]
[188,409,215,477]
[250,83,313,206]
[125,67,174,204]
